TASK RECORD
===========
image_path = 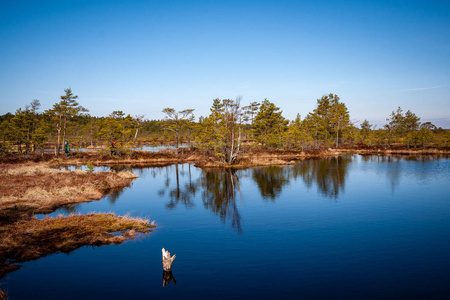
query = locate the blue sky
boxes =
[1,0,449,128]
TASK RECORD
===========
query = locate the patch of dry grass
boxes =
[0,163,138,221]
[0,162,153,285]
[116,171,138,179]
[0,213,154,279]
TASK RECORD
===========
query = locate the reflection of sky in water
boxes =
[10,155,450,299]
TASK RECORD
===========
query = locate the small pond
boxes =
[3,155,450,299]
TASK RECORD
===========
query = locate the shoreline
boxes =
[1,147,449,169]
[54,148,450,168]
[0,162,154,282]
[0,162,140,221]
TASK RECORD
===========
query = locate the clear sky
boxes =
[1,0,449,128]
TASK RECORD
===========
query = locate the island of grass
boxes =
[0,162,154,283]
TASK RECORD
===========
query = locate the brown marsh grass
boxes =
[0,213,154,279]
[0,163,137,221]
[0,162,155,286]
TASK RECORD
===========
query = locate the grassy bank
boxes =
[0,163,138,222]
[1,147,449,169]
[0,162,154,288]
[0,213,154,279]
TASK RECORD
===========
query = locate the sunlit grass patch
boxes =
[0,213,154,279]
[0,163,138,221]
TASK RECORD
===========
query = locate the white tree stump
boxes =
[162,248,176,271]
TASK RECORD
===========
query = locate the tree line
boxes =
[1,88,449,159]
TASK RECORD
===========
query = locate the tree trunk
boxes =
[62,116,67,150]
[188,129,191,149]
[26,128,30,153]
[56,115,62,154]
[175,131,179,157]
[162,248,176,271]
[56,126,61,155]
[133,127,139,143]
[229,128,235,164]
[335,121,340,148]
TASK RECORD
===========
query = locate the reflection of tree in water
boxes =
[252,166,289,200]
[159,164,197,209]
[107,189,125,205]
[157,165,243,233]
[371,156,402,192]
[370,155,444,192]
[59,204,77,214]
[200,169,243,234]
[249,157,351,201]
[290,155,352,199]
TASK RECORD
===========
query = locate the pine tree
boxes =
[329,94,350,147]
[47,88,87,154]
[243,101,260,139]
[360,119,372,144]
[253,99,288,148]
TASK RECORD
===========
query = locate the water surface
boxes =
[3,155,450,299]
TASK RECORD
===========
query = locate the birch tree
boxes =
[197,98,244,164]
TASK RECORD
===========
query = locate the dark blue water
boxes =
[3,155,450,299]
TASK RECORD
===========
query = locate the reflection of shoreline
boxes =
[252,166,289,200]
[159,164,197,209]
[362,155,444,192]
[292,156,351,199]
[201,169,243,234]
[158,165,243,233]
[158,157,352,233]
[158,155,446,234]
[251,155,352,200]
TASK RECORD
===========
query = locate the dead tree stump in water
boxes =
[162,248,176,271]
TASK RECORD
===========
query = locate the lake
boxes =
[2,155,450,299]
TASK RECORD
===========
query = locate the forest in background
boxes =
[1,88,449,163]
